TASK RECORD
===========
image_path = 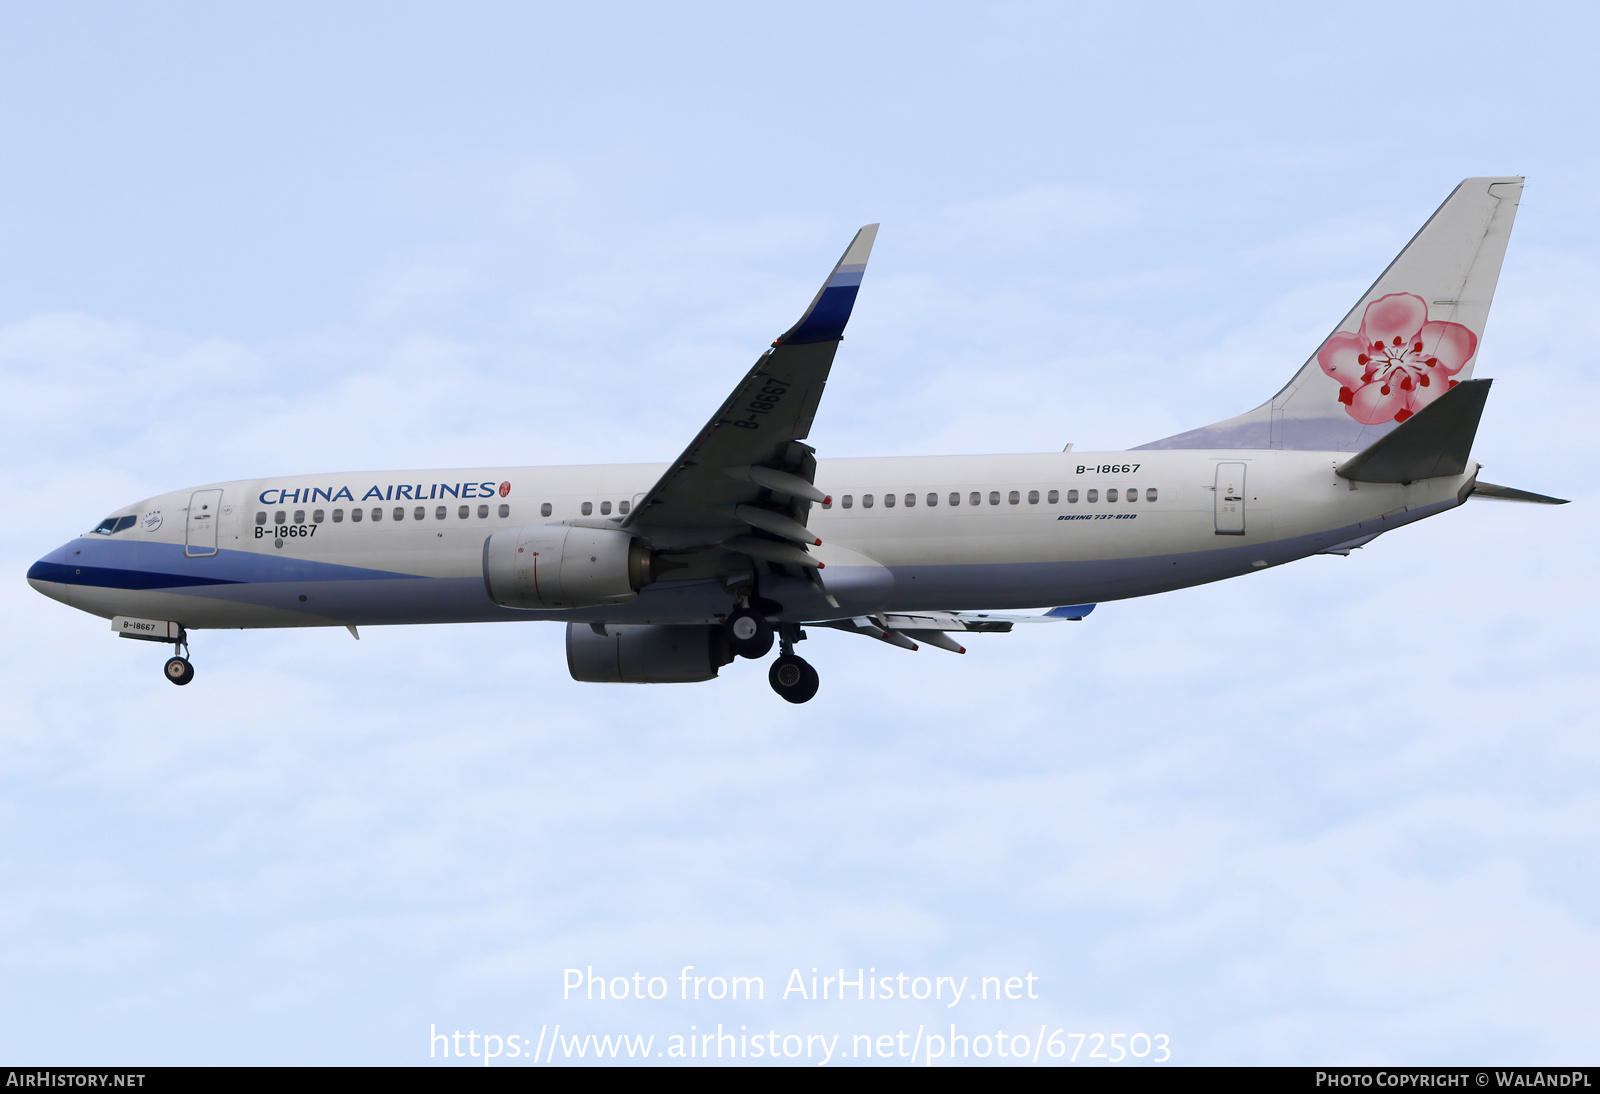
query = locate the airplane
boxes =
[27,176,1566,703]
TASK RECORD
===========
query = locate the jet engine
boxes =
[566,624,733,683]
[483,525,655,610]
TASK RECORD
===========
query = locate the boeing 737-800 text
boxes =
[27,177,1564,702]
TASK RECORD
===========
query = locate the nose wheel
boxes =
[162,627,194,685]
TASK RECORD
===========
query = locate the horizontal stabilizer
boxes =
[1471,481,1570,504]
[1337,379,1491,483]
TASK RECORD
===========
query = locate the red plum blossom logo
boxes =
[1317,293,1477,424]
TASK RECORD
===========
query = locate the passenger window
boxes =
[255,512,267,526]
[989,491,1000,505]
[842,495,853,509]
[884,493,895,508]
[1047,489,1059,504]
[1067,489,1079,503]
[313,510,325,523]
[1028,490,1039,504]
[540,502,552,517]
[904,493,915,507]
[1146,488,1158,502]
[581,501,593,516]
[619,500,630,515]
[600,501,612,515]
[478,504,489,518]
[459,505,470,519]
[1087,489,1099,503]
[821,498,832,509]
[970,492,981,506]
[294,510,305,524]
[394,507,405,521]
[333,509,344,523]
[351,508,363,522]
[950,492,961,506]
[1008,490,1019,505]
[863,494,874,508]
[413,506,424,521]
[275,511,286,525]
[927,493,938,507]
[499,504,510,518]
[1127,488,1137,503]
[435,506,446,520]
[1106,489,1118,503]
[371,508,382,521]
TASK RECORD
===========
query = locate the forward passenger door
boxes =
[185,489,224,556]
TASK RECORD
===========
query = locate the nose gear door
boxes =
[185,489,223,556]
[1214,463,1246,536]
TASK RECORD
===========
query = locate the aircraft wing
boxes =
[815,605,1096,653]
[621,225,879,551]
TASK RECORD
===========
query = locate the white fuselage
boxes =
[28,449,1474,631]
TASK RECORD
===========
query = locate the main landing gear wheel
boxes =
[768,654,819,704]
[163,656,194,686]
[725,607,775,659]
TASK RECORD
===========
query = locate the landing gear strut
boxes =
[768,625,818,704]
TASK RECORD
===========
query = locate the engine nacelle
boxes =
[483,525,653,609]
[566,624,733,683]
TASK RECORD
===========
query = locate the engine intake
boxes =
[566,624,733,683]
[483,525,654,609]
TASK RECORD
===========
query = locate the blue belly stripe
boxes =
[27,539,428,591]
[28,560,241,590]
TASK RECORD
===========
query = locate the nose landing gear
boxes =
[162,628,194,686]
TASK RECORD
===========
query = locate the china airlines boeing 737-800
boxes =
[27,177,1565,702]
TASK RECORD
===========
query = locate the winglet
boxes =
[1337,378,1491,483]
[1045,604,1096,620]
[775,224,879,346]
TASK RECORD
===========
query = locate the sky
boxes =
[1,0,1597,1066]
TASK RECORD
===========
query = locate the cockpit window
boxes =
[91,515,136,535]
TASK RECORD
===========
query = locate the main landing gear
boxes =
[767,624,818,704]
[768,654,819,703]
[724,606,775,659]
[723,603,818,703]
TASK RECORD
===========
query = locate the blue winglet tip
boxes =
[777,224,879,346]
[1046,604,1096,620]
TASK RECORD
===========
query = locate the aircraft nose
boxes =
[26,545,74,606]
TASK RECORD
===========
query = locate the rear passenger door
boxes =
[1214,463,1246,536]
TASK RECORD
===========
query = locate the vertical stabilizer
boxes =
[1137,177,1522,452]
